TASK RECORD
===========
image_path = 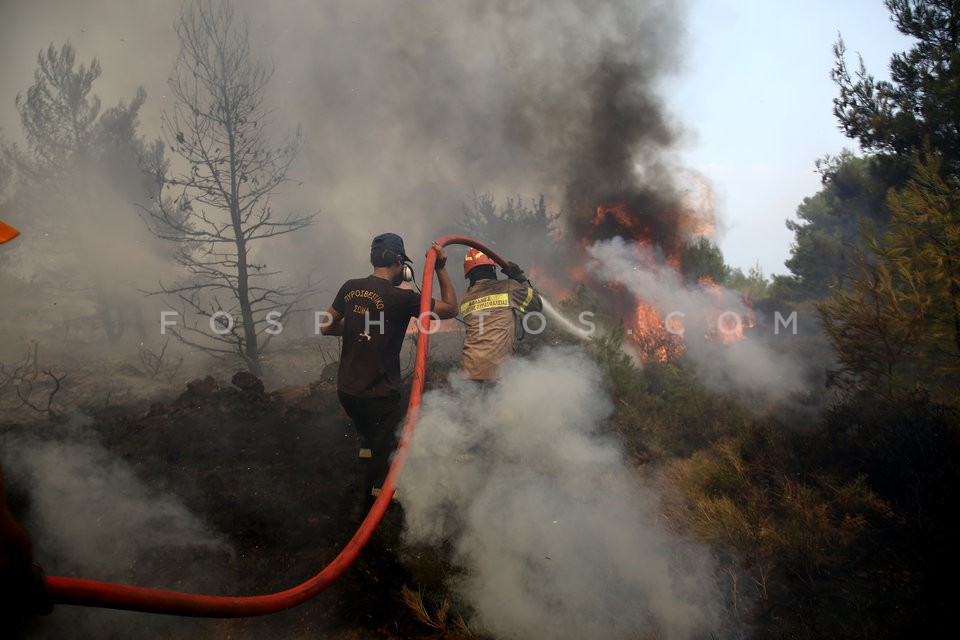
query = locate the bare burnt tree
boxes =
[0,342,66,417]
[143,0,314,376]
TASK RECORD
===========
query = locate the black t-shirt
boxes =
[331,275,425,397]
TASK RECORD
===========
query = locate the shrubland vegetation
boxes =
[3,1,959,638]
[563,2,960,636]
[480,2,959,636]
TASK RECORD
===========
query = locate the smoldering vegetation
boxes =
[5,414,229,573]
[1,412,233,638]
[1,379,400,639]
[399,347,733,640]
[586,237,814,406]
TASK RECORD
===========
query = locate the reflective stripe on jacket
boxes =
[459,278,542,381]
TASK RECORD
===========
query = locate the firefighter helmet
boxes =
[463,247,496,277]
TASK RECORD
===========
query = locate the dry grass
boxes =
[400,584,475,639]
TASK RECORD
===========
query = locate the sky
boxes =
[0,0,914,278]
[669,0,912,276]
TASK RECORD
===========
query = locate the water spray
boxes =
[541,295,642,367]
[540,297,593,342]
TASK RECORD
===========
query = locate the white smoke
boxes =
[398,347,726,639]
[2,412,229,579]
[587,236,806,403]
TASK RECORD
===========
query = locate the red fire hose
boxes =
[41,235,509,617]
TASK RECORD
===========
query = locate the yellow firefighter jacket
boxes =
[459,277,542,381]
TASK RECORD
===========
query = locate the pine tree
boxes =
[818,151,960,399]
[833,0,960,176]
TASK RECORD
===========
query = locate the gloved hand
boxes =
[501,261,527,283]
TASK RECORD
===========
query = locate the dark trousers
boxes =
[337,391,403,503]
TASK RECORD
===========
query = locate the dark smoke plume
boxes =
[1,0,697,312]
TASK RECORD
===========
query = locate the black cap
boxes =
[370,233,412,267]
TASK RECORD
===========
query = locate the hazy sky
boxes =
[669,0,912,276]
[0,0,914,278]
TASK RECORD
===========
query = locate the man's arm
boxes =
[433,267,458,319]
[525,285,544,313]
[429,242,458,320]
[320,306,344,336]
[503,262,543,313]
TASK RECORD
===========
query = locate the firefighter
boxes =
[459,248,543,382]
[321,234,457,506]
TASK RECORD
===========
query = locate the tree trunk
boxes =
[235,232,261,376]
[227,114,261,376]
[95,285,123,345]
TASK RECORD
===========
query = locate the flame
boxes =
[583,204,685,361]
[592,203,645,235]
[575,199,755,361]
[510,188,744,363]
[621,278,755,360]
[696,276,755,345]
[590,202,683,270]
[630,300,684,363]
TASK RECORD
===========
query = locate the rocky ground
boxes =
[2,333,481,639]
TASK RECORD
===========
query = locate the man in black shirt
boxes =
[322,233,457,506]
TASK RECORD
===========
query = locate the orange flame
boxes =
[630,301,684,363]
[592,203,644,234]
[696,276,755,345]
[556,194,747,363]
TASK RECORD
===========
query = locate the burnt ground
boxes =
[2,334,481,640]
